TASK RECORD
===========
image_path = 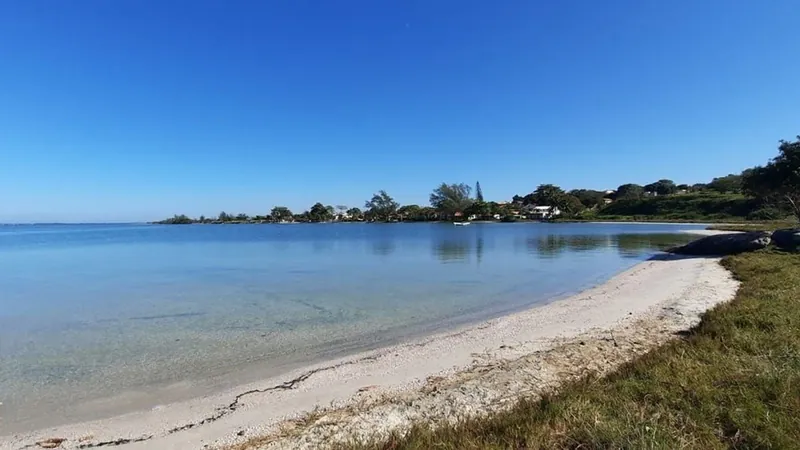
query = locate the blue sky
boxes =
[1,1,798,222]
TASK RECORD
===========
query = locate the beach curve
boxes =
[0,252,738,450]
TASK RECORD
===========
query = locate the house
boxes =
[524,205,561,220]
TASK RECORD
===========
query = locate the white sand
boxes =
[0,254,738,450]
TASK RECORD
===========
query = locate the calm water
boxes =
[0,222,701,432]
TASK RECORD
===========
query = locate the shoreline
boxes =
[0,245,738,450]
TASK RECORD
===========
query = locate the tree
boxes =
[218,211,232,222]
[159,214,193,224]
[346,207,363,220]
[644,179,677,196]
[270,206,293,222]
[475,181,484,202]
[430,183,473,218]
[199,215,206,223]
[568,189,605,208]
[560,195,585,216]
[743,137,800,221]
[235,213,249,221]
[530,184,566,206]
[465,201,491,219]
[707,174,743,193]
[615,184,645,200]
[512,195,524,205]
[308,202,333,222]
[397,204,422,221]
[365,190,399,222]
[677,184,690,191]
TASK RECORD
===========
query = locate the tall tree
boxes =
[218,211,231,222]
[743,137,800,221]
[365,190,399,222]
[475,181,484,202]
[430,183,473,218]
[568,189,605,208]
[530,184,566,206]
[308,202,333,222]
[270,206,293,222]
[397,204,422,221]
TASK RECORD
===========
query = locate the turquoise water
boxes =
[0,222,701,432]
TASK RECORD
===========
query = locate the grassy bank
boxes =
[595,193,768,221]
[341,251,800,449]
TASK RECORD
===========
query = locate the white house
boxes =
[524,205,561,220]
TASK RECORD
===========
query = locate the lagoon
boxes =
[0,222,702,433]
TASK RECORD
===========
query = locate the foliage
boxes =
[475,181,484,202]
[308,202,333,222]
[397,204,422,221]
[218,211,232,222]
[743,137,800,221]
[465,201,491,219]
[234,213,249,221]
[644,179,677,196]
[527,184,566,206]
[346,207,363,220]
[430,183,473,218]
[707,173,744,193]
[598,192,760,220]
[270,206,293,222]
[568,189,605,208]
[337,251,800,449]
[157,214,193,224]
[365,190,399,222]
[615,183,645,200]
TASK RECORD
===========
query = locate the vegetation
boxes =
[429,183,473,219]
[155,136,800,225]
[743,137,800,221]
[364,190,400,222]
[339,251,800,449]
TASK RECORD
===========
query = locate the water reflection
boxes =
[371,239,396,256]
[527,233,694,259]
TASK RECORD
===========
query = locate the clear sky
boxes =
[1,1,798,222]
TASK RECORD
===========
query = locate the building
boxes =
[524,205,561,220]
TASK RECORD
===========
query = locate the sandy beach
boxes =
[1,232,739,450]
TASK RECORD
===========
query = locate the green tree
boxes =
[199,215,206,223]
[365,190,399,222]
[644,179,678,196]
[430,183,473,218]
[568,189,605,208]
[218,211,231,222]
[530,184,567,206]
[707,174,743,193]
[270,206,293,222]
[346,207,363,220]
[475,181,484,202]
[560,194,585,216]
[465,201,491,219]
[743,137,800,221]
[420,206,438,221]
[308,202,333,222]
[615,184,645,200]
[397,204,422,221]
[235,213,249,221]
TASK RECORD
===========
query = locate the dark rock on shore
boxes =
[669,232,771,256]
[771,229,800,251]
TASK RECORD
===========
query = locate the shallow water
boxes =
[0,222,701,432]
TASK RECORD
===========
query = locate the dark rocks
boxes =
[771,229,800,251]
[669,231,771,256]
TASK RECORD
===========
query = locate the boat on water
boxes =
[453,222,471,226]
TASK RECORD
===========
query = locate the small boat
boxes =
[453,222,471,226]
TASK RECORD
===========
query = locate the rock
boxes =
[771,228,800,250]
[669,231,771,255]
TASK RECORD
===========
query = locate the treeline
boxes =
[158,136,800,224]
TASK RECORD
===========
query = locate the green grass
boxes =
[340,251,800,450]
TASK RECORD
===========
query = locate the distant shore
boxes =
[1,229,738,450]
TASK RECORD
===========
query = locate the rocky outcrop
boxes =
[669,232,771,256]
[771,229,800,251]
